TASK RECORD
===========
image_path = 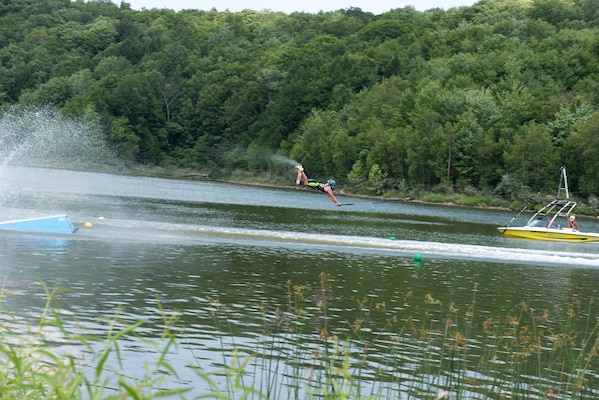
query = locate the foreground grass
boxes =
[0,280,189,400]
[1,276,598,399]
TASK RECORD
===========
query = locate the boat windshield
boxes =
[528,218,548,227]
[527,217,557,228]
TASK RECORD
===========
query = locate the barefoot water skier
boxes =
[294,165,341,206]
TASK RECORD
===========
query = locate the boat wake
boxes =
[82,219,599,268]
[206,227,599,267]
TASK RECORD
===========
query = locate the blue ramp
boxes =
[0,215,77,234]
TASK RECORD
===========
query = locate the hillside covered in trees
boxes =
[1,0,599,207]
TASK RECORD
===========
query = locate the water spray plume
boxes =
[271,154,299,166]
[0,106,119,169]
[0,106,122,209]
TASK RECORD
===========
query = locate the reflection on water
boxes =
[1,166,599,398]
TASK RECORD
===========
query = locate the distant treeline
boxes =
[1,0,599,202]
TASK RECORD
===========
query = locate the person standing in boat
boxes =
[567,215,580,231]
[294,165,341,206]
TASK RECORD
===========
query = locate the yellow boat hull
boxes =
[498,168,599,243]
[497,227,599,243]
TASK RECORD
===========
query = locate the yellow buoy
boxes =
[84,222,93,228]
[98,216,105,220]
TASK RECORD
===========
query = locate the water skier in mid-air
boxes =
[294,165,341,206]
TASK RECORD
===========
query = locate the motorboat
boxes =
[497,167,599,242]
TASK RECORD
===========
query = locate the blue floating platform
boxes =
[0,214,77,234]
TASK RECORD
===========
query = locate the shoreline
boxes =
[107,164,597,218]
[20,163,595,217]
[217,178,513,211]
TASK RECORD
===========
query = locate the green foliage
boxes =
[3,276,599,399]
[347,159,366,187]
[366,163,387,195]
[503,122,558,193]
[1,0,599,201]
[0,279,190,400]
[493,173,533,202]
[565,112,599,198]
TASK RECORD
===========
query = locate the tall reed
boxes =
[0,278,190,399]
[1,276,598,399]
[195,274,599,399]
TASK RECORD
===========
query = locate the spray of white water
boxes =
[272,154,300,167]
[0,106,118,169]
[0,106,121,209]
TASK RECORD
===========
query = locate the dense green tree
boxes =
[504,122,558,192]
[546,100,593,146]
[528,0,584,27]
[1,0,599,204]
[289,109,337,178]
[563,112,599,197]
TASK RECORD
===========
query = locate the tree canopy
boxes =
[1,0,599,202]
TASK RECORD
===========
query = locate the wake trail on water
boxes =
[198,227,599,267]
[83,219,599,268]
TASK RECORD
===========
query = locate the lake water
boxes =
[1,165,599,398]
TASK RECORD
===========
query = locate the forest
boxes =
[1,0,599,207]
